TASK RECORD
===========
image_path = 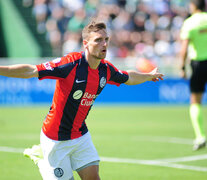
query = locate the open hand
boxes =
[150,68,164,82]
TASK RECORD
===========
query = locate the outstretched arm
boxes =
[125,68,164,85]
[0,64,38,78]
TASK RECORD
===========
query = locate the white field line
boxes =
[156,154,207,163]
[100,156,207,172]
[1,146,207,172]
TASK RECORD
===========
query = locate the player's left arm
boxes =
[125,68,164,85]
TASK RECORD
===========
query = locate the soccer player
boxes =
[180,0,207,151]
[0,18,163,180]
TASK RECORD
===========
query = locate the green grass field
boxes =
[0,105,207,180]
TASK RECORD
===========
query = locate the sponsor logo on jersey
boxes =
[54,168,64,178]
[73,90,83,100]
[100,77,106,88]
[73,90,99,106]
[76,79,86,83]
[43,62,54,71]
[81,92,99,106]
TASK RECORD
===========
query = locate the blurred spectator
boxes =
[67,8,87,32]
[32,0,48,33]
[62,0,84,12]
[62,32,81,55]
[30,0,192,65]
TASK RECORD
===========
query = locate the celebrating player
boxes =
[180,0,207,150]
[0,18,163,180]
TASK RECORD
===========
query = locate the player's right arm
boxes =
[0,64,38,78]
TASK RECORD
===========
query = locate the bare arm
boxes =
[0,64,38,78]
[125,68,164,85]
[180,39,189,78]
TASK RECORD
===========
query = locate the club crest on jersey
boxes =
[100,77,106,88]
[43,62,54,71]
[73,90,83,100]
[54,168,64,178]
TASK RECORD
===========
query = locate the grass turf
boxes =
[0,105,207,180]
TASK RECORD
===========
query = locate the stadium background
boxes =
[0,0,207,105]
[0,1,207,180]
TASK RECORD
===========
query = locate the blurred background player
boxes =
[180,0,207,151]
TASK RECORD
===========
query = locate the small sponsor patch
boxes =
[43,62,54,71]
[54,168,64,178]
[52,58,61,64]
[73,90,83,100]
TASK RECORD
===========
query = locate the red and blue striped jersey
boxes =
[36,52,129,140]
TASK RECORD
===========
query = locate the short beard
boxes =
[92,53,106,60]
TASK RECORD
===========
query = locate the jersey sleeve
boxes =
[36,56,77,80]
[106,61,129,86]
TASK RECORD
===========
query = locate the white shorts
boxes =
[38,131,100,180]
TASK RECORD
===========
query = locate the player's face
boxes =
[84,29,109,60]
